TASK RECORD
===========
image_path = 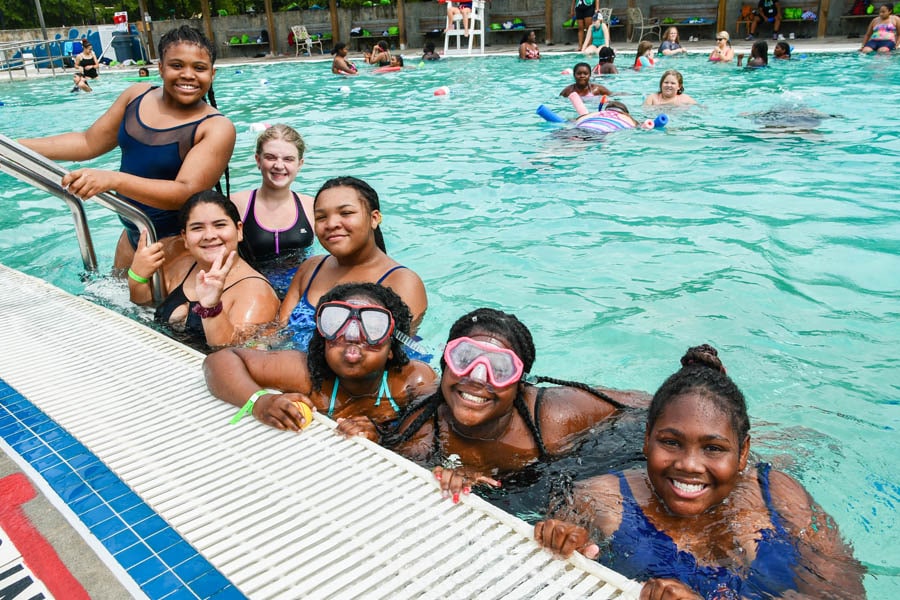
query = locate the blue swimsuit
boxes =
[600,464,800,600]
[328,371,399,417]
[117,87,224,248]
[285,256,408,351]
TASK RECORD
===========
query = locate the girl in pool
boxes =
[74,39,100,79]
[580,12,609,55]
[633,41,656,70]
[644,69,697,107]
[773,40,792,59]
[205,282,436,431]
[364,41,392,66]
[860,4,900,54]
[70,72,92,93]
[559,62,612,99]
[129,190,279,349]
[338,308,649,501]
[534,344,866,600]
[519,31,541,60]
[658,26,687,56]
[738,40,769,68]
[20,26,236,271]
[330,42,358,75]
[279,176,427,352]
[593,46,618,74]
[709,31,734,62]
[230,124,314,298]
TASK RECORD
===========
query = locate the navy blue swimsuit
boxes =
[117,87,224,247]
[600,463,800,600]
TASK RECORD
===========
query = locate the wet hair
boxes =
[774,41,791,58]
[314,176,387,253]
[603,100,630,114]
[382,308,627,460]
[647,344,750,451]
[157,26,229,198]
[637,40,654,56]
[254,124,305,159]
[138,67,150,77]
[520,31,536,44]
[659,69,685,94]
[597,46,616,63]
[751,40,769,64]
[306,282,412,391]
[663,26,680,44]
[331,42,347,54]
[393,56,405,67]
[178,189,240,231]
[573,61,592,74]
[376,40,389,51]
[423,41,436,53]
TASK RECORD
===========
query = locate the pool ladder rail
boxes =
[0,265,643,599]
[0,133,165,303]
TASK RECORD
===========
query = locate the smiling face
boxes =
[440,329,522,433]
[879,5,891,18]
[182,201,242,264]
[574,65,592,86]
[659,73,681,98]
[643,393,749,517]
[313,185,380,256]
[158,41,215,106]
[255,138,302,191]
[666,28,679,42]
[322,295,393,380]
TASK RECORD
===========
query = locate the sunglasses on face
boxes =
[315,301,394,347]
[443,336,525,388]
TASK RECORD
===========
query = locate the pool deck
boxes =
[0,36,870,82]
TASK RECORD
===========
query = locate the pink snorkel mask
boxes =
[443,336,525,388]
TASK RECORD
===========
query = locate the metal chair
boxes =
[625,7,661,43]
[291,25,323,56]
[598,7,613,24]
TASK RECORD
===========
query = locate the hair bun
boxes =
[680,344,726,373]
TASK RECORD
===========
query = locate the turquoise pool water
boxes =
[1,52,898,595]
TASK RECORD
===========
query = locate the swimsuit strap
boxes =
[243,189,257,222]
[222,275,273,293]
[179,263,198,287]
[374,370,400,413]
[328,379,339,418]
[376,265,407,284]
[756,462,790,536]
[300,255,330,304]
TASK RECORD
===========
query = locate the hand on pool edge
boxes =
[533,519,600,560]
[432,466,500,504]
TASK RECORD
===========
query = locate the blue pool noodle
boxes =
[536,104,567,123]
[654,114,668,128]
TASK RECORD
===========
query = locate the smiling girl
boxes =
[20,26,236,271]
[535,344,866,600]
[128,191,278,349]
[643,69,697,106]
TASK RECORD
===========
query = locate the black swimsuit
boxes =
[154,263,272,347]
[79,55,98,78]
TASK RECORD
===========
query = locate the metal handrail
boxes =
[0,39,70,80]
[0,134,164,304]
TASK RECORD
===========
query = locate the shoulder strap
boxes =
[222,275,273,292]
[376,265,407,284]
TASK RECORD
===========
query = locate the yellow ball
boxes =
[293,401,314,429]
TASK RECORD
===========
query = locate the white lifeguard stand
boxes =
[444,0,485,55]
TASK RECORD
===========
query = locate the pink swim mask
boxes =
[443,336,525,388]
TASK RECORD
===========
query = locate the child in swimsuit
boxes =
[535,344,866,600]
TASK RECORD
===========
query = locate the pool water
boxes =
[1,52,898,595]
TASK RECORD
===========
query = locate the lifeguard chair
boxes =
[442,0,485,55]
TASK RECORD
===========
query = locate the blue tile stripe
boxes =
[0,378,245,600]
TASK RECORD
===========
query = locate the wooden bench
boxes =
[839,12,874,37]
[778,1,821,38]
[487,10,546,42]
[349,19,400,51]
[221,31,269,56]
[419,16,447,41]
[650,3,718,39]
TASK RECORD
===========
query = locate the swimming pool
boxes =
[1,51,898,596]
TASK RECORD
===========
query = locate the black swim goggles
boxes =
[315,301,395,347]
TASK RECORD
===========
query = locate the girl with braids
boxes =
[20,25,236,272]
[205,282,435,431]
[338,308,648,502]
[279,177,427,353]
[535,345,865,600]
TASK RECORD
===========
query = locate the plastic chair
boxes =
[291,25,323,56]
[736,4,755,36]
[625,7,661,43]
[444,0,485,55]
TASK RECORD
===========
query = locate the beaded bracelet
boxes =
[191,301,223,319]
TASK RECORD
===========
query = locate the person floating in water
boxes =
[535,344,866,600]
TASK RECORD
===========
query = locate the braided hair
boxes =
[157,25,230,197]
[381,309,543,459]
[306,282,411,391]
[648,344,750,450]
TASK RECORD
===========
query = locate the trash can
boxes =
[111,32,136,62]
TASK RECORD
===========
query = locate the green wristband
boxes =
[127,268,149,284]
[230,389,280,424]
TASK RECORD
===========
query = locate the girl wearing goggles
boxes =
[338,308,649,503]
[278,177,428,358]
[205,283,436,432]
